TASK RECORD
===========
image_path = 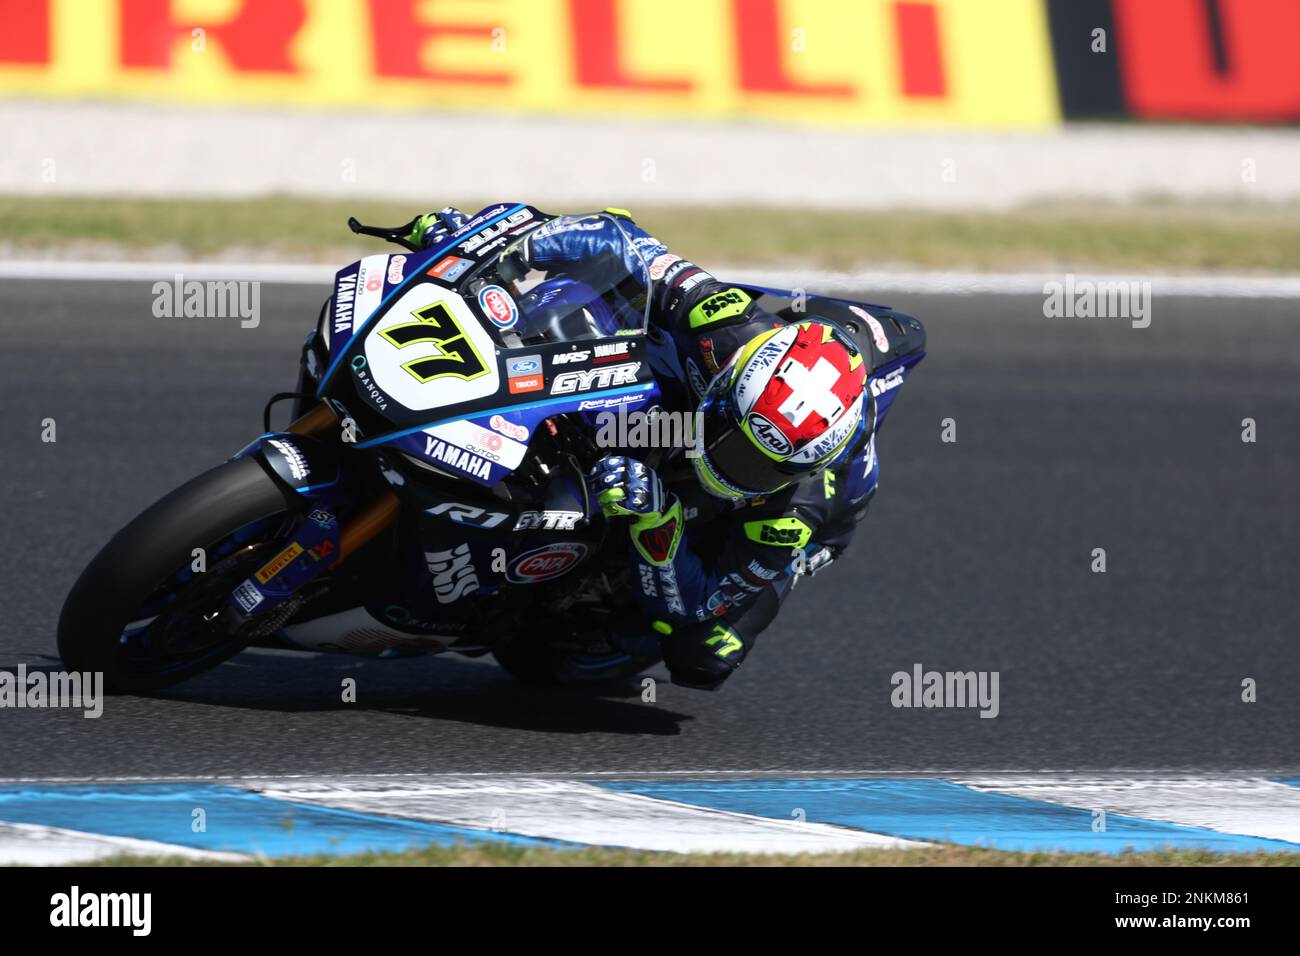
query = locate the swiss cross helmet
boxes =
[693,321,873,499]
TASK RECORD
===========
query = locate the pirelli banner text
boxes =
[0,0,1294,127]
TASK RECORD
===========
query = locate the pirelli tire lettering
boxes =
[8,3,1293,125]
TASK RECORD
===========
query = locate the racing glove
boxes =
[590,456,684,567]
[408,207,469,249]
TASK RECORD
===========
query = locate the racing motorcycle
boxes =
[58,203,925,693]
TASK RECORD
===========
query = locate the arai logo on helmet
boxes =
[747,413,793,456]
[478,284,518,329]
[506,543,588,583]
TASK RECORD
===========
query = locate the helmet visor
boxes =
[697,388,795,497]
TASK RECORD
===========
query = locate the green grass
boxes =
[83,843,1300,867]
[3,194,1299,273]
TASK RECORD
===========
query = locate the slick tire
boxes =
[58,457,300,694]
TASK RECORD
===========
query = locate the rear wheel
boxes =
[58,457,303,693]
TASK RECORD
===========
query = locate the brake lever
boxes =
[346,216,424,253]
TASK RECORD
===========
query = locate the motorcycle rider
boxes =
[405,206,922,690]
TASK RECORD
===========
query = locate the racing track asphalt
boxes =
[0,278,1297,779]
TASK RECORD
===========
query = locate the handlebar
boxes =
[346,216,424,253]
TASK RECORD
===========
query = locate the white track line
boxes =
[249,776,921,854]
[1,259,1298,298]
[2,769,1295,784]
[0,821,246,866]
[958,777,1300,845]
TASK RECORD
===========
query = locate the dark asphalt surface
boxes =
[1,277,1297,778]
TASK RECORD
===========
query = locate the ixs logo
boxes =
[550,362,640,395]
[638,563,658,598]
[698,289,746,320]
[426,544,478,604]
[506,543,588,583]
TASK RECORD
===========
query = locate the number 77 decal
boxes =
[379,301,489,384]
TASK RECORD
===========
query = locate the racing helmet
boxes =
[693,321,872,500]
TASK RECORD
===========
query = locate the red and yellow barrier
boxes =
[0,0,1295,125]
[0,0,1061,127]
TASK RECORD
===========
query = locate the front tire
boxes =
[58,457,301,693]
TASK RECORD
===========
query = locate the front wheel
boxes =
[58,457,303,693]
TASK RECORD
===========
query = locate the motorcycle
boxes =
[58,203,925,693]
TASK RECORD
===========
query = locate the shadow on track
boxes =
[138,650,692,737]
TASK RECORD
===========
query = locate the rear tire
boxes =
[58,457,301,693]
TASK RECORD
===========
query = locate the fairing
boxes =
[313,204,661,487]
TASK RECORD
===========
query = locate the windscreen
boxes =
[460,213,655,348]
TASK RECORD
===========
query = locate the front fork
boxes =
[226,403,400,621]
